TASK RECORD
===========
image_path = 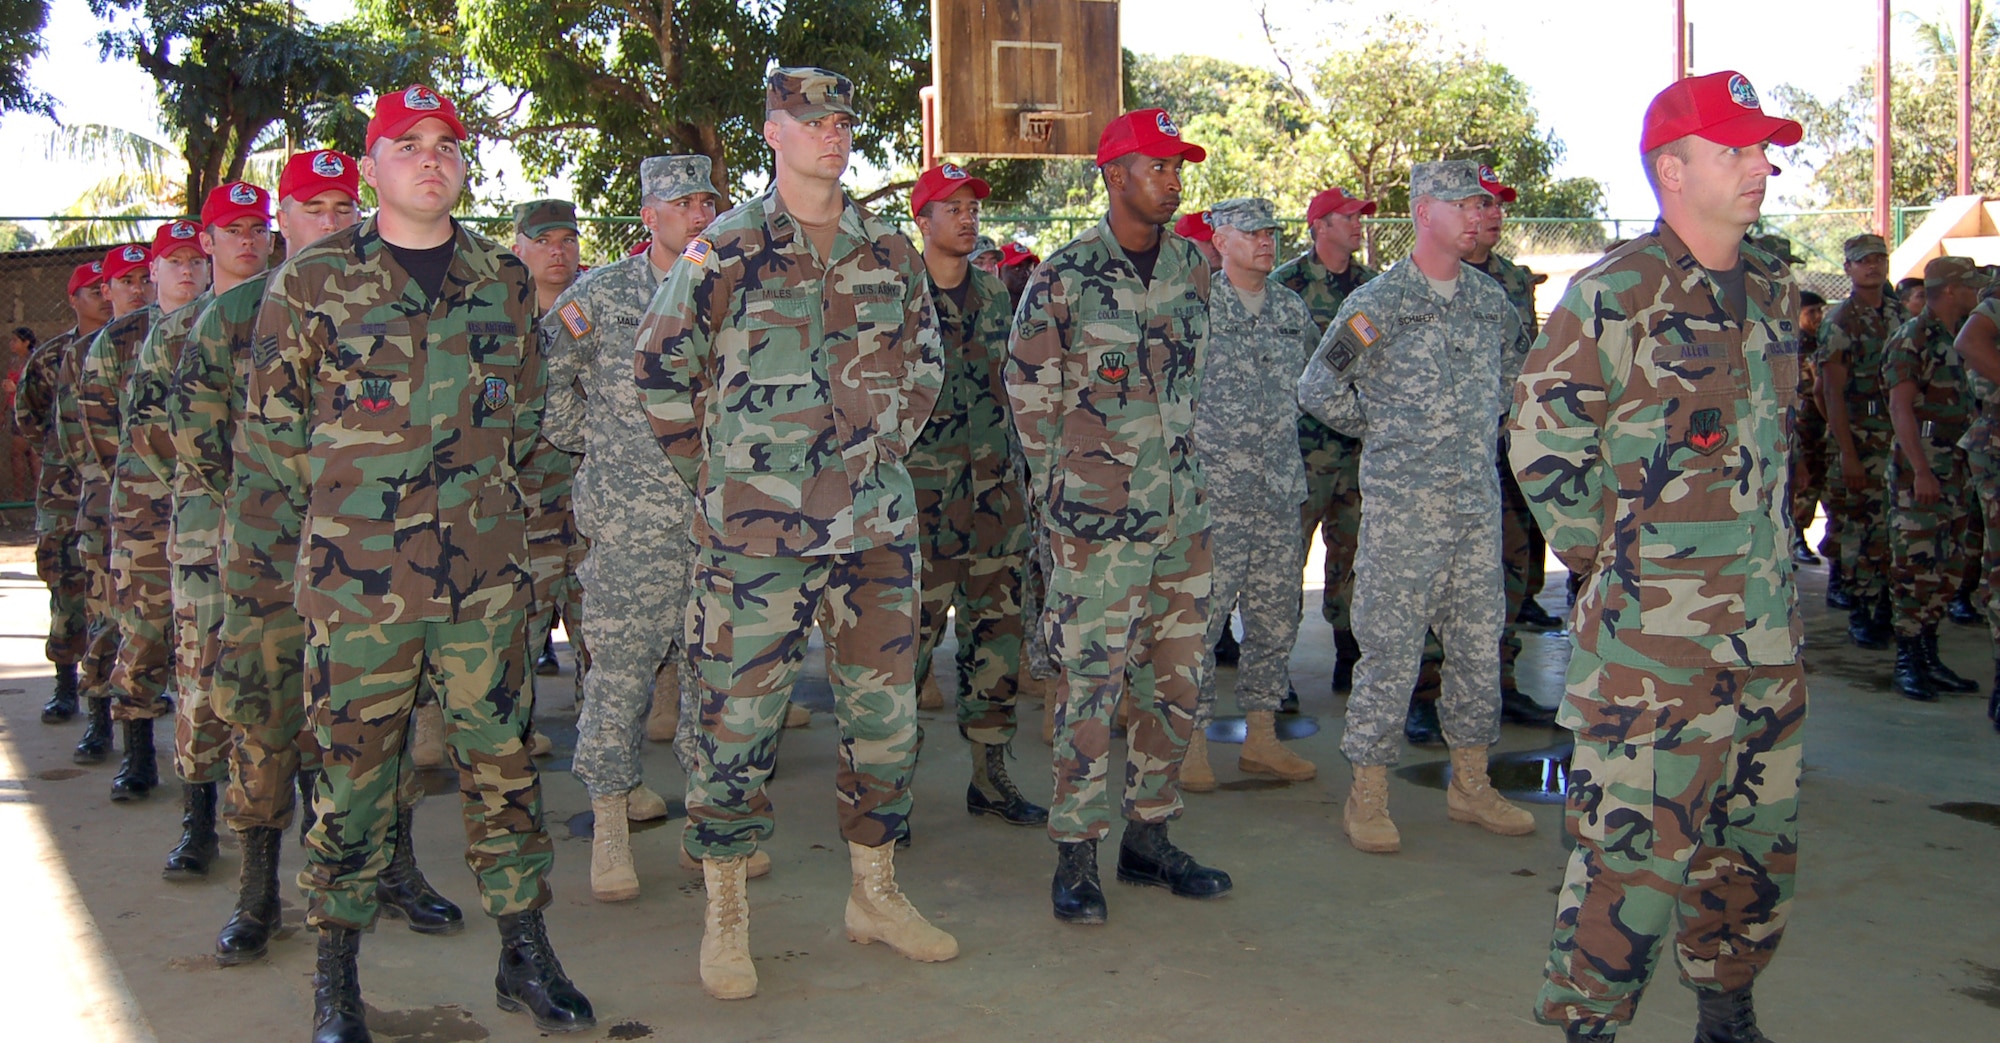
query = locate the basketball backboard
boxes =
[933,0,1123,159]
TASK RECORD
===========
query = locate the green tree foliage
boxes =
[453,0,928,212]
[1774,0,2000,209]
[1,0,53,119]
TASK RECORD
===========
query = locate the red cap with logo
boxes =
[150,219,208,261]
[1476,165,1518,204]
[1173,210,1213,242]
[998,242,1040,268]
[67,261,105,295]
[365,85,469,153]
[201,181,272,229]
[910,163,992,217]
[1306,187,1377,221]
[1640,70,1803,153]
[1096,108,1207,167]
[279,149,361,204]
[101,243,150,281]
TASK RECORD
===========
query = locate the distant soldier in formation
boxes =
[997,240,1040,307]
[513,199,587,681]
[969,234,1002,274]
[1788,285,1832,566]
[1175,207,1221,272]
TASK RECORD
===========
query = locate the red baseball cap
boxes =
[1306,187,1377,221]
[1173,210,1214,242]
[202,181,272,230]
[279,149,361,204]
[1476,166,1518,204]
[909,163,991,217]
[365,85,468,153]
[627,238,652,257]
[998,242,1040,268]
[101,243,150,281]
[1096,108,1207,167]
[67,261,104,295]
[149,219,208,261]
[1640,70,1802,153]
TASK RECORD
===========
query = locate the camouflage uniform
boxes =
[55,314,128,707]
[909,263,1031,744]
[1273,249,1375,628]
[1958,297,2000,645]
[16,329,90,671]
[1006,217,1213,843]
[546,154,717,799]
[1508,223,1806,1030]
[1791,327,1829,539]
[515,200,587,672]
[1470,251,1544,691]
[635,184,944,858]
[78,306,176,721]
[1296,167,1527,769]
[236,218,552,928]
[1818,292,1910,605]
[1192,199,1315,727]
[1883,308,1974,637]
[183,274,327,830]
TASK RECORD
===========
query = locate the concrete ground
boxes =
[4,522,1999,1042]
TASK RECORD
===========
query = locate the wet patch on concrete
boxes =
[1511,869,1537,877]
[165,953,220,971]
[1932,801,2000,829]
[416,767,458,797]
[563,805,685,841]
[755,949,809,963]
[1203,714,1320,745]
[1955,963,2000,1009]
[1394,744,1572,805]
[1216,778,1290,792]
[364,1001,488,1041]
[33,767,84,781]
[675,879,704,898]
[606,1022,655,1040]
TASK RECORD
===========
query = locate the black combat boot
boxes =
[42,663,79,723]
[494,910,595,1032]
[162,781,220,879]
[73,697,112,764]
[1564,1020,1617,1042]
[1826,560,1854,609]
[966,741,1048,826]
[1893,635,1940,702]
[1516,598,1562,630]
[297,767,321,847]
[312,926,371,1043]
[1115,820,1232,898]
[1920,626,1978,692]
[1331,628,1360,693]
[1403,695,1443,746]
[378,805,464,935]
[1693,986,1770,1043]
[1051,839,1107,924]
[1989,661,2000,723]
[1500,687,1559,725]
[1212,626,1241,667]
[1790,533,1820,565]
[216,826,283,965]
[109,717,158,801]
[1948,589,1980,625]
[1279,683,1301,714]
[534,646,561,676]
[1847,604,1888,650]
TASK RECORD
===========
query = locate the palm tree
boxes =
[39,123,290,247]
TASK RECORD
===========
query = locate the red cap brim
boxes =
[366,112,469,153]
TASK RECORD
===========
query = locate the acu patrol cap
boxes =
[1410,160,1491,202]
[101,243,149,282]
[279,149,360,204]
[969,235,1001,262]
[910,163,991,217]
[1923,255,1981,291]
[1096,108,1206,167]
[201,181,272,230]
[365,85,468,153]
[1208,197,1280,233]
[640,154,721,204]
[1641,71,1802,153]
[1843,234,1889,263]
[1752,233,1804,265]
[149,219,208,261]
[766,67,855,120]
[513,199,578,239]
[67,261,104,295]
[1173,210,1214,242]
[1307,186,1376,220]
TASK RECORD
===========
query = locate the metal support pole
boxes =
[1877,0,1894,238]
[1959,0,1974,196]
[1673,0,1688,80]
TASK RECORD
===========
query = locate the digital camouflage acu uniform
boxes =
[16,329,90,671]
[1959,295,2000,647]
[1818,245,1909,608]
[515,199,587,672]
[1273,248,1375,628]
[635,181,944,859]
[1508,222,1807,1029]
[1007,217,1213,843]
[1296,166,1528,769]
[1883,294,1975,639]
[547,154,716,801]
[1192,198,1314,728]
[909,262,1032,745]
[78,303,175,721]
[237,217,552,928]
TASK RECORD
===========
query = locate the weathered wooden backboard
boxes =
[933,0,1123,159]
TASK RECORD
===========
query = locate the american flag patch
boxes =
[1347,311,1379,346]
[681,238,712,265]
[557,301,592,338]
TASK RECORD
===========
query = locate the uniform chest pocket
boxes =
[329,325,414,429]
[741,297,816,385]
[855,298,905,358]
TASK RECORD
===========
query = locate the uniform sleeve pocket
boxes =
[1636,520,1751,637]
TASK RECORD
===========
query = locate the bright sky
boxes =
[0,0,1959,221]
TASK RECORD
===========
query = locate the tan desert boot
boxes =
[1238,710,1317,781]
[1343,764,1401,853]
[627,783,670,822]
[680,844,772,879]
[783,702,811,728]
[411,701,446,767]
[1015,667,1053,707]
[1446,745,1536,836]
[699,856,756,999]
[1181,731,1218,792]
[916,674,944,710]
[590,794,640,902]
[645,668,679,743]
[527,731,553,757]
[1040,700,1057,746]
[843,841,958,962]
